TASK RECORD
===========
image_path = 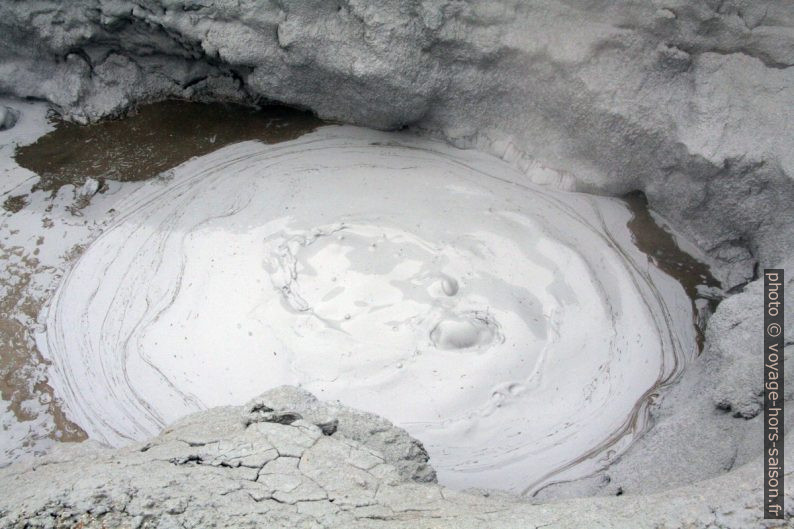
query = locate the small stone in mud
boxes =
[79,178,100,198]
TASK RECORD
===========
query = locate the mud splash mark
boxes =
[0,246,87,446]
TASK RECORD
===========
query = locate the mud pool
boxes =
[3,101,718,495]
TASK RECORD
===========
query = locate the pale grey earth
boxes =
[0,0,793,527]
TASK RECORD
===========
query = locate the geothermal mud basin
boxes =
[3,101,716,496]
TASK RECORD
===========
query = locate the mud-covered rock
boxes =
[243,386,436,483]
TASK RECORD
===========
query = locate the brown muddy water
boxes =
[14,100,321,194]
[2,100,718,459]
[623,191,721,350]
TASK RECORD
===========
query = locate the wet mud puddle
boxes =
[2,100,718,495]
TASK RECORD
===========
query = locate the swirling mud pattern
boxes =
[37,126,696,494]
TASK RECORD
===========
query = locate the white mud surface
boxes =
[36,126,696,494]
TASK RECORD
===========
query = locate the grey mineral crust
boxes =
[0,386,790,529]
[242,386,436,483]
[1,0,793,527]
